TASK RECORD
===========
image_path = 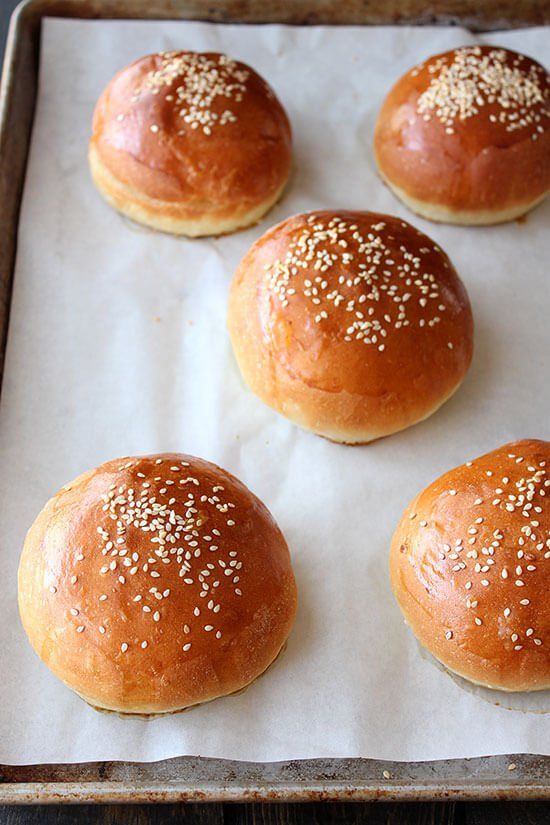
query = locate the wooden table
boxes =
[0,2,548,822]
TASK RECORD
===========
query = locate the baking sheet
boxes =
[0,18,548,765]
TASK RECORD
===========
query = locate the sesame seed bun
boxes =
[374,46,549,225]
[89,52,292,237]
[228,210,473,444]
[18,454,297,714]
[390,439,550,692]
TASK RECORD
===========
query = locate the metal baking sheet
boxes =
[0,0,548,805]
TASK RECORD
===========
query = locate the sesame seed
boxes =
[137,52,250,138]
[263,214,454,346]
[430,448,549,657]
[85,457,245,655]
[416,46,546,139]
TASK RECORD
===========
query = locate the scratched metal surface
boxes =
[0,0,548,804]
[1,754,549,803]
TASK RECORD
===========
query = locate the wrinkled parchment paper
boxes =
[0,19,548,764]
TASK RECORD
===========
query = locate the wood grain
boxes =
[224,801,459,824]
[465,802,550,825]
[0,804,224,823]
[1,801,550,824]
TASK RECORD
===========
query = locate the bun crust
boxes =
[228,210,473,443]
[89,52,292,236]
[18,454,297,714]
[390,439,550,692]
[374,46,550,225]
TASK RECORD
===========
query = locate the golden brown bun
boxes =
[89,52,292,236]
[228,210,473,443]
[18,454,297,714]
[374,46,550,225]
[390,439,550,692]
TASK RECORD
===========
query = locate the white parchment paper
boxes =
[0,19,549,765]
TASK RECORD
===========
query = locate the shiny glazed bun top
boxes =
[18,454,297,714]
[90,51,292,235]
[229,210,473,443]
[374,46,549,223]
[391,439,550,692]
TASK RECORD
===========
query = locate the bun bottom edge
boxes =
[70,640,289,717]
[395,617,550,693]
[262,373,467,445]
[429,652,550,694]
[88,144,288,238]
[375,166,548,226]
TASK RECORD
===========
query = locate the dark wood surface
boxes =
[1,801,550,823]
[0,1,549,822]
[0,0,18,62]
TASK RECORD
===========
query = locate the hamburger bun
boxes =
[89,51,292,236]
[390,439,550,692]
[228,210,473,443]
[18,454,297,714]
[374,46,549,225]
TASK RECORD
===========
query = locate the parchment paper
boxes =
[0,19,548,765]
